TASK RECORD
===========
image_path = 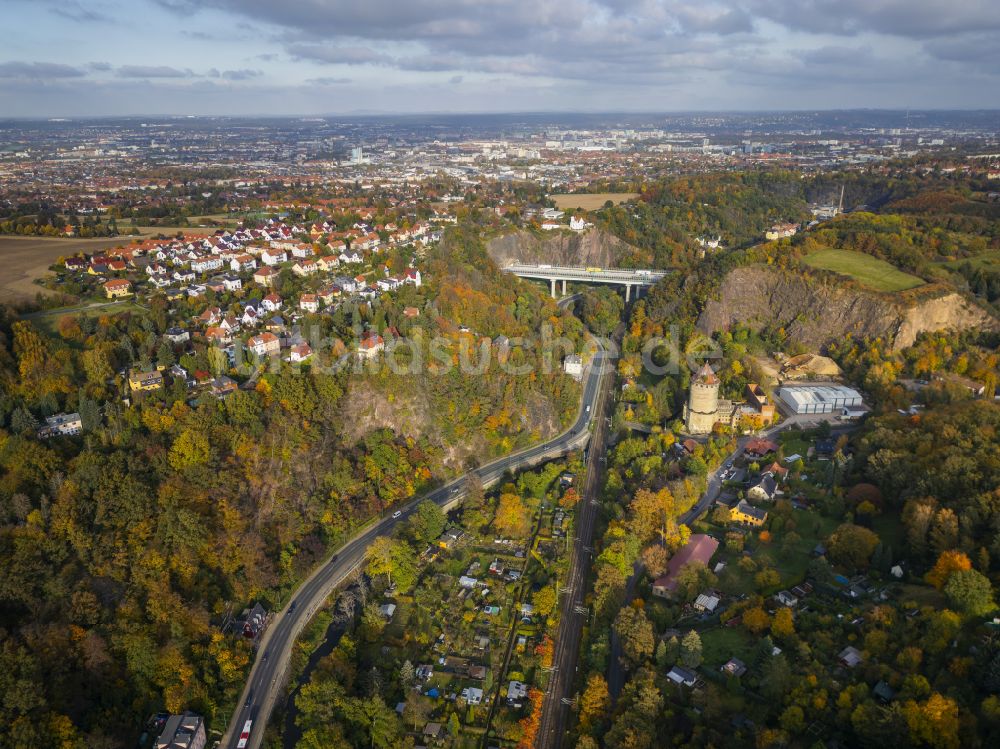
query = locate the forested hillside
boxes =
[0,226,581,746]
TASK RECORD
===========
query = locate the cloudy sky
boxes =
[2,0,998,116]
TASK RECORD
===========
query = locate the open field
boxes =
[938,250,1000,270]
[122,225,219,237]
[802,248,925,292]
[550,192,639,211]
[0,235,136,305]
[26,300,147,337]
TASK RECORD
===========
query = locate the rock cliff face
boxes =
[486,228,648,268]
[697,266,996,351]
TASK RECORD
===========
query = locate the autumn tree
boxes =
[641,544,668,578]
[743,607,771,635]
[559,487,580,508]
[578,673,611,730]
[771,607,795,639]
[925,550,972,590]
[494,492,531,538]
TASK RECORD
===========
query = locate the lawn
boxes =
[550,193,639,211]
[700,626,753,668]
[802,249,925,292]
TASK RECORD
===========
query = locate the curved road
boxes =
[223,298,608,749]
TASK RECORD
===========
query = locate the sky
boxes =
[1,0,999,117]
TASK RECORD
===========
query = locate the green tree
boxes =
[406,500,446,544]
[614,606,655,666]
[827,523,880,571]
[680,630,703,668]
[943,569,996,616]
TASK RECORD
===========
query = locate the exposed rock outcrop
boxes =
[486,228,649,268]
[698,265,996,351]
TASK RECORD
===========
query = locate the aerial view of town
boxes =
[2,2,1000,749]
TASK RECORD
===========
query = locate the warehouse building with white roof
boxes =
[778,384,864,414]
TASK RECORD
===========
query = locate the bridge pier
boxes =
[550,278,557,298]
[562,279,567,296]
[624,284,631,303]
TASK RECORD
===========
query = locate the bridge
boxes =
[503,263,669,301]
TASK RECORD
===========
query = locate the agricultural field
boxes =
[801,248,925,292]
[0,235,133,304]
[550,193,639,211]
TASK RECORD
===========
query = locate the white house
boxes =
[261,248,287,266]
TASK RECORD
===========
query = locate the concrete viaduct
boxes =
[503,263,669,301]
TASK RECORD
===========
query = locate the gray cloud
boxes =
[744,0,1000,39]
[0,61,87,79]
[288,43,394,66]
[305,76,352,85]
[222,68,263,80]
[116,65,193,78]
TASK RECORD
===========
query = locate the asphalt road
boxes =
[222,303,606,749]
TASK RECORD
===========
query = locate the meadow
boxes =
[801,248,925,292]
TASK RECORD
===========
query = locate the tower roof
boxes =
[694,361,719,385]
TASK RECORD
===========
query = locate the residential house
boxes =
[299,294,319,313]
[153,712,206,749]
[37,412,83,438]
[260,293,283,312]
[747,473,778,502]
[128,369,163,392]
[839,646,864,668]
[198,306,222,326]
[190,256,223,274]
[253,267,276,287]
[744,438,779,458]
[461,687,484,705]
[731,500,768,527]
[211,376,238,399]
[292,259,318,277]
[666,666,699,688]
[204,326,231,345]
[318,285,341,305]
[288,343,313,363]
[238,602,268,639]
[765,222,798,240]
[103,279,132,298]
[247,332,281,357]
[651,534,720,599]
[357,332,384,359]
[507,680,528,705]
[164,327,190,344]
[231,254,256,273]
[261,248,287,266]
[316,255,340,272]
[222,275,243,292]
[721,658,747,678]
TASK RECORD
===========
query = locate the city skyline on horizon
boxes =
[3,0,1000,118]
